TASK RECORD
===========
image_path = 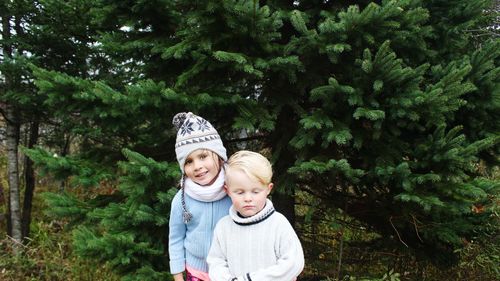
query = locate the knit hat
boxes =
[172,112,227,174]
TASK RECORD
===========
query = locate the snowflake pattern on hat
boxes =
[196,117,211,132]
[173,112,226,153]
[180,120,195,136]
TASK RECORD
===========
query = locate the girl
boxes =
[169,112,232,281]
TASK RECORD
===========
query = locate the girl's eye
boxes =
[185,159,193,164]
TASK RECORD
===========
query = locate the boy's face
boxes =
[225,169,273,217]
[184,149,221,186]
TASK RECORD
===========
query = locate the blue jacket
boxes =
[168,190,232,274]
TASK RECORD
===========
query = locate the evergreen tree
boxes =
[282,0,499,265]
[0,0,108,245]
[26,1,272,278]
[70,149,176,281]
[22,0,499,279]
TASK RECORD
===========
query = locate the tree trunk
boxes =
[59,133,71,192]
[0,181,6,229]
[272,191,296,226]
[270,108,298,227]
[22,120,39,240]
[6,105,22,251]
[3,7,23,253]
[15,6,39,240]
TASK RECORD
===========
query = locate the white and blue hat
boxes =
[172,112,227,174]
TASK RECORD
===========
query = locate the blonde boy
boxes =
[207,150,304,281]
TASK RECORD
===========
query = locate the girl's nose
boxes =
[193,159,203,169]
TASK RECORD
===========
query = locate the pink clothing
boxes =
[186,265,210,281]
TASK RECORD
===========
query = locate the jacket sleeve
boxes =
[169,192,187,274]
[237,217,305,281]
[207,222,234,281]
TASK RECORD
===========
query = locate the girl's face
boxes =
[184,149,221,186]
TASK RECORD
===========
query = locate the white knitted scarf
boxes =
[229,199,275,225]
[183,169,226,202]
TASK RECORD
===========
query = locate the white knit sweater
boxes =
[207,199,305,281]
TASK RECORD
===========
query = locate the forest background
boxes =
[0,0,499,280]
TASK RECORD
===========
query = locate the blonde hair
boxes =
[227,150,273,185]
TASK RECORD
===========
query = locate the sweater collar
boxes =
[229,199,275,226]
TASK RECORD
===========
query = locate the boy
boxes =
[207,150,304,281]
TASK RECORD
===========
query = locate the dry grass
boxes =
[0,149,119,281]
[295,188,500,281]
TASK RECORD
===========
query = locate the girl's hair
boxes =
[226,150,273,185]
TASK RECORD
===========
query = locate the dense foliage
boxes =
[1,0,498,280]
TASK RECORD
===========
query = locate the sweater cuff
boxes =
[169,259,185,275]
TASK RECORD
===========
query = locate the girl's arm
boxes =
[169,193,188,276]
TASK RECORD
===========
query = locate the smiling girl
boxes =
[169,112,232,281]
